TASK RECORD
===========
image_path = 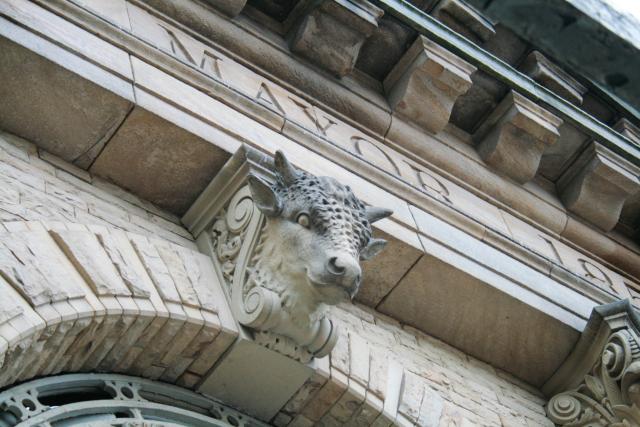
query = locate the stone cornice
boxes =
[372,0,640,167]
[4,0,640,298]
[104,0,640,279]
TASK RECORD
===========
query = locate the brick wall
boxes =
[0,131,194,248]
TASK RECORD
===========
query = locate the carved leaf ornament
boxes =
[546,301,640,426]
[210,150,392,362]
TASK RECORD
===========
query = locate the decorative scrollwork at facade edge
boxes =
[545,301,640,427]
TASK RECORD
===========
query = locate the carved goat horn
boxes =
[365,206,393,223]
[274,150,299,186]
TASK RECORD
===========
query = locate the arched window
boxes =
[0,374,266,427]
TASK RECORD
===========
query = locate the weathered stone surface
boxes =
[557,141,640,231]
[52,230,132,297]
[520,51,587,105]
[474,91,563,183]
[377,248,580,386]
[90,106,230,215]
[0,1,133,166]
[0,35,131,166]
[288,0,383,77]
[0,231,86,306]
[384,35,475,134]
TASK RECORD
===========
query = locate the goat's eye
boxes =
[296,213,310,228]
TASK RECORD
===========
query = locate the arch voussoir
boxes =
[0,221,237,392]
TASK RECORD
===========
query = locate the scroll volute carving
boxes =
[207,149,392,362]
[544,300,640,426]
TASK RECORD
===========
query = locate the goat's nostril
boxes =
[328,257,346,275]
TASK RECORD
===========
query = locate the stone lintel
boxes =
[384,35,476,134]
[520,51,587,106]
[543,300,640,426]
[558,141,640,231]
[431,0,496,44]
[288,0,382,77]
[474,90,563,184]
[201,0,247,17]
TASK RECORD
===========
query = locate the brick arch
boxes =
[0,221,237,391]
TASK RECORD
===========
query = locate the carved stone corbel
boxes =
[431,0,495,44]
[557,141,640,231]
[474,90,563,184]
[544,300,640,426]
[520,51,587,106]
[288,0,383,77]
[384,35,476,134]
[183,146,392,362]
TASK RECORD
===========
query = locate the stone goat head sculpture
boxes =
[245,150,392,360]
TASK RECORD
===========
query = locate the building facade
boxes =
[0,0,639,425]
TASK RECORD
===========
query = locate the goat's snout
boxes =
[325,254,361,290]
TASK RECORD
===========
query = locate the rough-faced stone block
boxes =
[474,91,563,184]
[288,0,383,77]
[520,51,587,105]
[557,141,640,231]
[384,36,475,134]
[51,231,132,297]
[0,231,86,306]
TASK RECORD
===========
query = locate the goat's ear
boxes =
[274,150,299,186]
[360,238,387,261]
[248,175,282,216]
